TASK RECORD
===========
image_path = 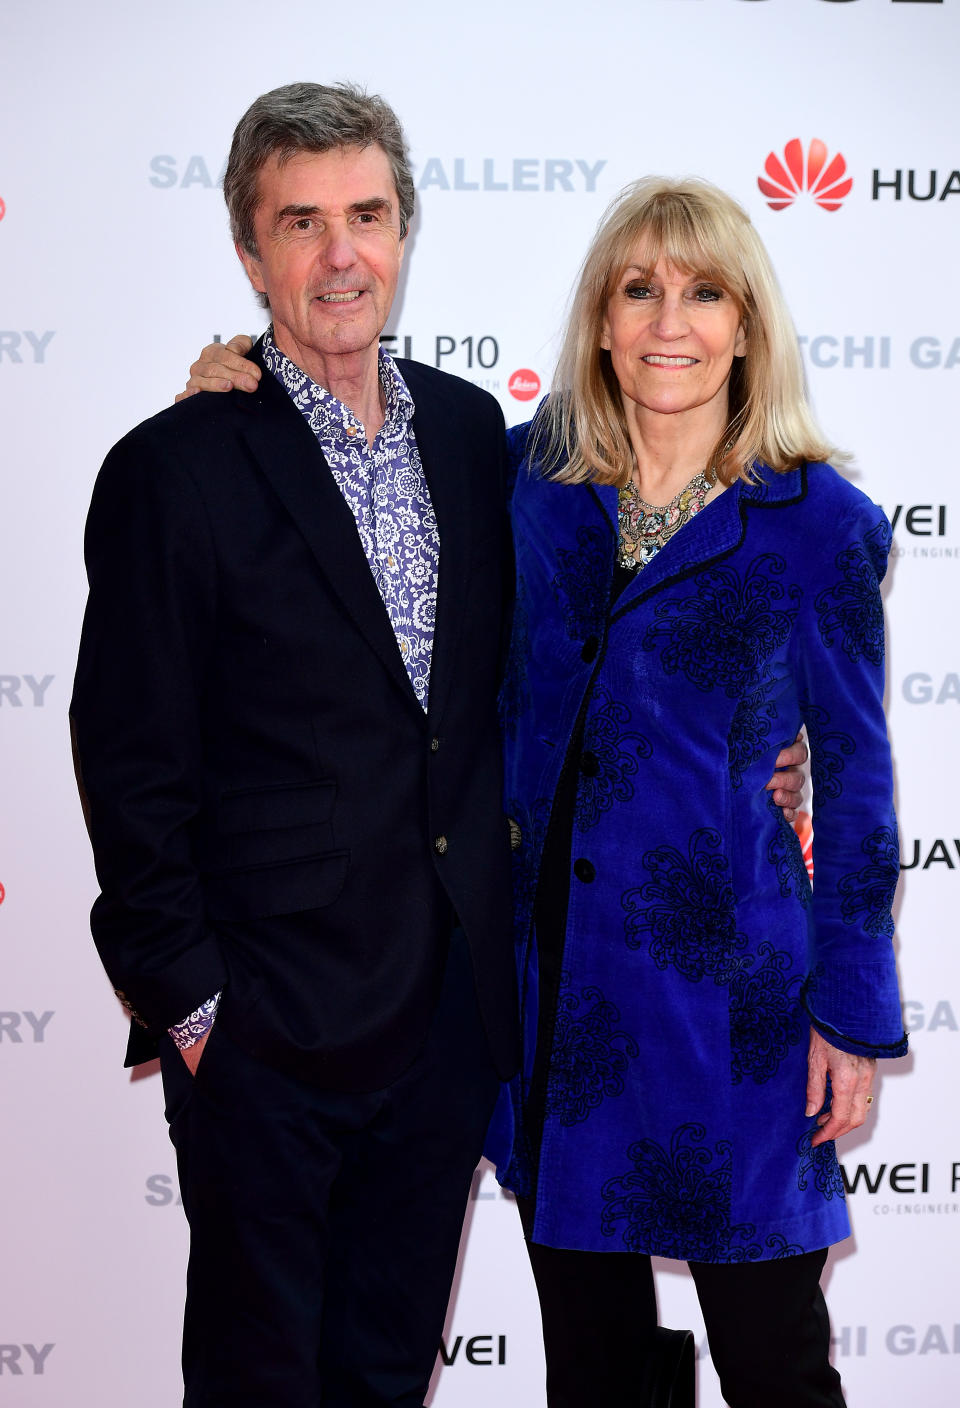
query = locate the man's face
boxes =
[238,143,405,381]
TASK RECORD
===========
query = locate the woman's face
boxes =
[601,253,746,428]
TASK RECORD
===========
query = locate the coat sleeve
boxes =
[790,488,907,1059]
[70,426,229,1034]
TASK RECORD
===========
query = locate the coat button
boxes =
[573,857,595,883]
[579,750,600,777]
[430,736,440,753]
[434,835,448,855]
[581,635,599,663]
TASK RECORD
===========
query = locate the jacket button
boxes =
[581,635,599,663]
[579,750,600,777]
[430,736,440,752]
[573,857,595,883]
[434,835,448,855]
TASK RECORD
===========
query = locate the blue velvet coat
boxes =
[486,425,908,1262]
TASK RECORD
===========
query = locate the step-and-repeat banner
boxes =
[2,1,957,1403]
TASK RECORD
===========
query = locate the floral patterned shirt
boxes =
[262,328,439,709]
[169,331,439,1051]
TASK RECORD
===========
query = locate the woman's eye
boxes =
[694,285,723,302]
[625,283,654,300]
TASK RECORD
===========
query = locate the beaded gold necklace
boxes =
[617,466,716,570]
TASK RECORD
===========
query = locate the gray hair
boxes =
[224,81,415,259]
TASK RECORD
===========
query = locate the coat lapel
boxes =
[236,347,421,712]
[405,376,470,730]
[612,478,750,612]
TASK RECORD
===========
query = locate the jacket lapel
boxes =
[405,374,470,730]
[236,346,421,712]
[612,478,749,611]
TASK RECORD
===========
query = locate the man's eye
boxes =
[293,218,313,231]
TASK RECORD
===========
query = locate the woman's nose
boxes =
[651,293,689,339]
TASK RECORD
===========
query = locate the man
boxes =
[71,81,519,1407]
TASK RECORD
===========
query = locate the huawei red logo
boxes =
[758,139,852,212]
[508,369,540,402]
[0,197,6,223]
[0,881,5,905]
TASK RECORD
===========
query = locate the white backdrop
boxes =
[2,1,958,1403]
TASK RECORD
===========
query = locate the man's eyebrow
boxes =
[275,203,320,223]
[273,197,393,224]
[348,197,392,216]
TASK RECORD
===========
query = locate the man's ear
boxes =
[236,241,266,298]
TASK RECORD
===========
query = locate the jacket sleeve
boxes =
[790,489,907,1059]
[70,427,229,1033]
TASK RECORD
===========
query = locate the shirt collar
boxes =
[261,327,414,438]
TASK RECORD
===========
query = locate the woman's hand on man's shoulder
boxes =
[175,334,259,402]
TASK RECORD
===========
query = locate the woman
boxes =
[484,178,906,1408]
[179,178,905,1407]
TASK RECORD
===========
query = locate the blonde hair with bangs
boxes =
[536,176,842,486]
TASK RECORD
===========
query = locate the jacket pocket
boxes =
[218,779,336,833]
[203,780,346,916]
[205,849,350,920]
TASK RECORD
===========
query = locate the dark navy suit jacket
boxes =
[71,344,519,1089]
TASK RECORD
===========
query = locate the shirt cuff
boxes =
[168,992,221,1050]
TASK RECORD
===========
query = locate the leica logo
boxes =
[758,139,852,212]
[508,369,541,402]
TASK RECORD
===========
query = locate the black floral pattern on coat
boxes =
[802,700,856,804]
[552,525,611,642]
[837,825,899,938]
[545,977,640,1127]
[641,554,801,697]
[763,1232,807,1258]
[499,575,531,737]
[814,521,889,666]
[622,828,747,984]
[729,942,806,1085]
[600,1124,762,1261]
[728,681,779,788]
[863,517,893,578]
[767,809,813,905]
[796,1124,846,1202]
[574,686,652,832]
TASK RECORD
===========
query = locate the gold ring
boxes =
[865,1095,874,1106]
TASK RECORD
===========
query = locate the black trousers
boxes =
[518,1202,846,1408]
[159,930,500,1408]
